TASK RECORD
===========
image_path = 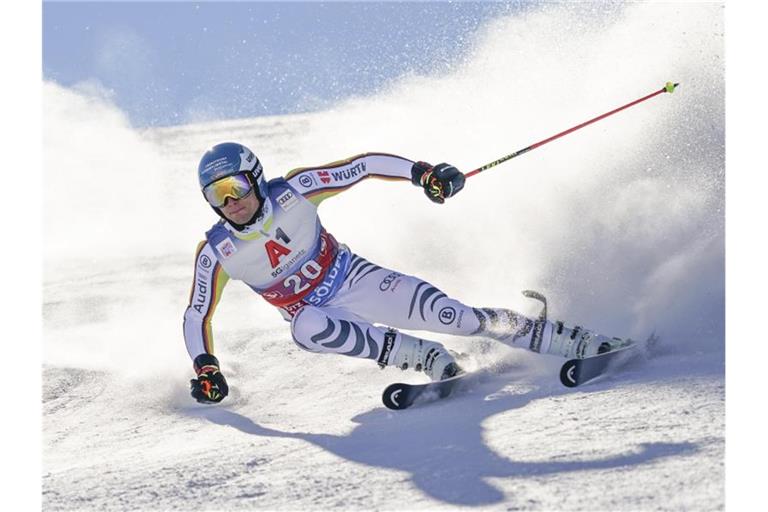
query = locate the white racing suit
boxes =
[183,153,585,375]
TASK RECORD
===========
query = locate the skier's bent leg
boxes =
[290,305,461,380]
[326,254,625,360]
[327,260,507,338]
[468,307,626,359]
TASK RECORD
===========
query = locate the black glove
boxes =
[190,354,229,404]
[411,161,466,204]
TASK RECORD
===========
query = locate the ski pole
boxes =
[466,82,679,179]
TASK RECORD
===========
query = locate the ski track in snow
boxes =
[43,3,724,510]
[43,349,723,510]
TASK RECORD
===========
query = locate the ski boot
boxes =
[389,334,463,381]
[546,321,633,359]
[521,290,633,360]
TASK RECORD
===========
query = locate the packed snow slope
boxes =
[43,3,724,510]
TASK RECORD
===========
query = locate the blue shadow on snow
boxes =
[186,373,699,507]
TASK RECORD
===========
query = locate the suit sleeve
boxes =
[284,152,415,206]
[183,241,230,365]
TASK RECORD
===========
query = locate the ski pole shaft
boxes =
[466,82,679,179]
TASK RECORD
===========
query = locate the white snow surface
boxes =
[43,3,724,510]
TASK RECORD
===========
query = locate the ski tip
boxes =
[665,81,679,93]
[382,383,409,410]
[560,360,580,388]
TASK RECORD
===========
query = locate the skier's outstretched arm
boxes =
[284,152,466,205]
[183,241,231,404]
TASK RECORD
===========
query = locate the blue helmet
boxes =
[197,142,267,199]
[197,142,269,227]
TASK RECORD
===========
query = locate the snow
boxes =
[42,3,724,510]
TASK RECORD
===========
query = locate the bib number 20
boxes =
[283,259,323,294]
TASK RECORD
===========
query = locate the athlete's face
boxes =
[220,190,260,225]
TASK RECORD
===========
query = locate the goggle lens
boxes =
[203,174,253,207]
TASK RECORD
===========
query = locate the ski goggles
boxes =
[203,173,254,207]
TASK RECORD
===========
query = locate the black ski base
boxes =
[559,345,635,387]
[560,333,659,387]
[382,372,470,410]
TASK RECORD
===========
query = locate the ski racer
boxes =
[184,142,629,404]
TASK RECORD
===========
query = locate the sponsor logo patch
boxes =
[215,238,237,258]
[378,272,403,292]
[283,302,306,318]
[305,250,349,307]
[318,170,332,184]
[199,254,212,269]
[330,161,367,182]
[529,320,545,353]
[276,190,298,211]
[192,276,208,313]
[439,306,457,325]
[298,174,314,188]
[377,330,397,368]
[263,290,283,301]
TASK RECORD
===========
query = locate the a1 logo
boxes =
[265,227,292,268]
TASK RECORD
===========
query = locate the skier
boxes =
[184,142,628,404]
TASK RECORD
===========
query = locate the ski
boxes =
[382,372,471,410]
[559,333,659,388]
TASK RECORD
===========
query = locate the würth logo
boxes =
[330,161,366,181]
[318,171,331,184]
